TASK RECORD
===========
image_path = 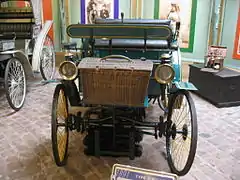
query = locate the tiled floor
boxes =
[0,70,240,180]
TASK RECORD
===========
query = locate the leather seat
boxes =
[94,19,171,26]
[62,42,77,50]
[94,39,169,49]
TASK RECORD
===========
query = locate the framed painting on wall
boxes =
[154,0,197,52]
[42,0,54,40]
[81,0,119,24]
[233,7,240,59]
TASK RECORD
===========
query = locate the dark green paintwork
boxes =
[67,24,172,40]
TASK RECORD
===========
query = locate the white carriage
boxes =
[0,0,55,110]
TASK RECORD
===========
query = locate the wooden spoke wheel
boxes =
[4,57,26,111]
[51,84,69,166]
[166,90,197,176]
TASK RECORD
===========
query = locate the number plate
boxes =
[0,40,15,52]
[111,164,178,180]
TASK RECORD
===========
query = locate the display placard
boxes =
[207,46,227,58]
[203,46,227,71]
[111,164,178,180]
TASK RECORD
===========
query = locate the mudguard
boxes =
[172,48,182,82]
[32,20,53,72]
[144,96,149,108]
[0,50,34,80]
[61,80,81,106]
[174,81,197,91]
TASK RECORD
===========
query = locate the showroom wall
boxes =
[221,0,240,69]
[51,0,240,68]
[175,0,211,62]
[52,0,61,51]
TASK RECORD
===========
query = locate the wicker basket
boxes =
[79,55,153,107]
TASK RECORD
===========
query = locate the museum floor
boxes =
[0,63,240,180]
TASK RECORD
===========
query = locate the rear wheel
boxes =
[40,35,55,80]
[4,57,26,111]
[166,90,197,176]
[51,84,69,166]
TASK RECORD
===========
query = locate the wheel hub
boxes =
[67,115,82,132]
[67,115,74,130]
[11,79,16,86]
[182,124,188,140]
[171,124,177,139]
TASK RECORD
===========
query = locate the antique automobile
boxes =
[0,0,55,110]
[51,17,198,176]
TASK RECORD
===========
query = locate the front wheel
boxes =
[165,90,197,176]
[51,84,69,166]
[4,57,26,111]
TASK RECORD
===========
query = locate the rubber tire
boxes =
[4,57,26,111]
[166,90,198,176]
[51,84,69,166]
[40,35,55,80]
[62,80,81,106]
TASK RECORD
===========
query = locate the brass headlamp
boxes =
[154,64,175,84]
[59,61,78,80]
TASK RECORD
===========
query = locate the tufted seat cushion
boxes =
[94,19,171,26]
[94,39,169,49]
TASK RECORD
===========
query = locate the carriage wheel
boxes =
[165,90,197,176]
[4,58,26,111]
[40,35,55,80]
[52,84,69,166]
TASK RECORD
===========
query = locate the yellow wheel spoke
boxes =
[171,134,192,171]
[175,109,189,127]
[53,86,69,163]
[57,90,68,120]
[174,141,184,169]
[60,91,67,117]
[183,136,192,144]
[171,135,183,153]
[57,128,67,161]
[174,99,188,126]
